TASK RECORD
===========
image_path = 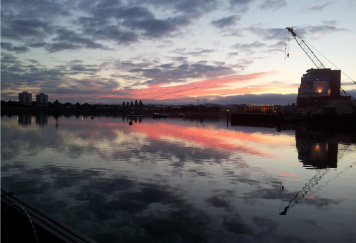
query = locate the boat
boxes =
[152,113,170,118]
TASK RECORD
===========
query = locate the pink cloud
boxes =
[111,72,276,100]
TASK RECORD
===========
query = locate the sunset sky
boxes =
[1,0,356,105]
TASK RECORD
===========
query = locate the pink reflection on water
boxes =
[126,122,277,158]
[58,118,280,158]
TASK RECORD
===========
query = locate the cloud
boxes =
[287,23,348,40]
[229,0,253,12]
[0,54,116,99]
[132,0,218,15]
[1,42,29,53]
[1,52,290,104]
[115,72,273,101]
[1,0,207,52]
[302,2,332,13]
[211,15,239,28]
[232,41,266,53]
[129,62,234,85]
[125,15,191,38]
[48,29,108,52]
[259,0,287,10]
[1,18,53,41]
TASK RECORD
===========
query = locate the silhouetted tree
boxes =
[139,100,143,106]
[130,101,133,106]
[122,101,126,106]
[135,100,138,106]
[54,100,60,107]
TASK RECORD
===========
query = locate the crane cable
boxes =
[304,39,356,85]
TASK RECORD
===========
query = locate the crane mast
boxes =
[286,27,326,69]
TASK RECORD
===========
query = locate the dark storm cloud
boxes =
[211,15,240,28]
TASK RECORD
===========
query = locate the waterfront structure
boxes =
[297,68,343,108]
[18,91,32,105]
[36,93,49,107]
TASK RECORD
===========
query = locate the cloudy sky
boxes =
[1,0,356,105]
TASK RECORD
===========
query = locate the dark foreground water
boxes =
[1,113,356,243]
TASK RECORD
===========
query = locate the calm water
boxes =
[1,113,356,243]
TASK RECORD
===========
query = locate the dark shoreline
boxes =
[231,113,356,131]
[2,107,356,131]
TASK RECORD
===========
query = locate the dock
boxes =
[1,189,97,243]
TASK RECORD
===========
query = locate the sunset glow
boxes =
[1,0,355,104]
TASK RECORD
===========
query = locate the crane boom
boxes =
[286,27,326,69]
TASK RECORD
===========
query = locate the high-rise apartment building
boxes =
[18,91,32,105]
[36,93,49,107]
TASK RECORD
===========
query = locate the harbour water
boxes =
[1,113,356,242]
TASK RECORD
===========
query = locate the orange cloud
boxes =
[112,72,276,100]
[52,71,296,102]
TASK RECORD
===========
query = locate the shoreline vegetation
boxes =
[2,99,356,131]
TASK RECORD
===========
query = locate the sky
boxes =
[1,0,356,105]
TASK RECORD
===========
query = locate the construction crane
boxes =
[286,27,326,69]
[286,27,356,99]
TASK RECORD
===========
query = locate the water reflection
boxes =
[1,113,356,243]
[36,112,48,126]
[296,127,339,169]
[18,113,32,126]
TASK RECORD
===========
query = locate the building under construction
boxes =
[285,27,353,108]
[297,68,345,108]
